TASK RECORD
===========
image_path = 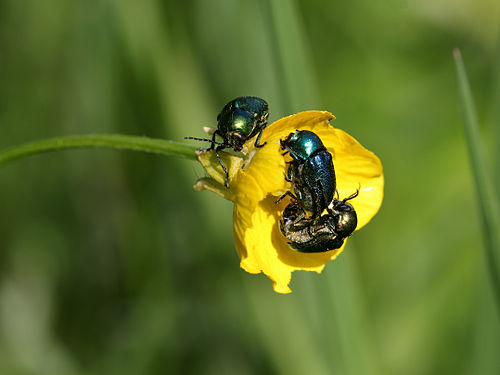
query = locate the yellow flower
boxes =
[195,111,383,293]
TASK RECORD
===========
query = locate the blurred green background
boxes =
[1,0,499,374]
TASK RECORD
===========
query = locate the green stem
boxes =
[0,134,198,167]
[454,48,500,313]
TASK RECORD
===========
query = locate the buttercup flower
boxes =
[195,111,383,293]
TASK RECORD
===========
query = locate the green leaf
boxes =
[454,48,500,312]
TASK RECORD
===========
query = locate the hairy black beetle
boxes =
[280,192,358,253]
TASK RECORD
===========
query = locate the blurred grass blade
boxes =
[0,134,198,167]
[323,253,382,375]
[453,48,500,311]
[267,0,319,112]
[466,273,500,375]
[492,35,500,197]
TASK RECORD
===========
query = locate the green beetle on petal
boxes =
[185,96,269,187]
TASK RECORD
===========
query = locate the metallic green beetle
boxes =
[185,96,268,187]
[277,130,336,220]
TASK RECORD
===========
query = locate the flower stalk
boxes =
[0,134,198,167]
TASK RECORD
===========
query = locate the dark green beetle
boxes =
[277,130,336,220]
[185,96,268,187]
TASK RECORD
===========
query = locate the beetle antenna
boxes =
[334,190,340,200]
[343,188,359,203]
[184,136,224,146]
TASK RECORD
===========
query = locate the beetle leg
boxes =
[306,222,314,237]
[197,130,220,152]
[291,209,309,226]
[208,130,220,151]
[275,191,297,204]
[284,163,294,182]
[254,128,267,148]
[334,189,339,200]
[288,161,300,182]
[215,144,230,187]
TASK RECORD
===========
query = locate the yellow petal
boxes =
[235,196,345,293]
[194,177,234,201]
[324,128,384,230]
[197,149,243,188]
